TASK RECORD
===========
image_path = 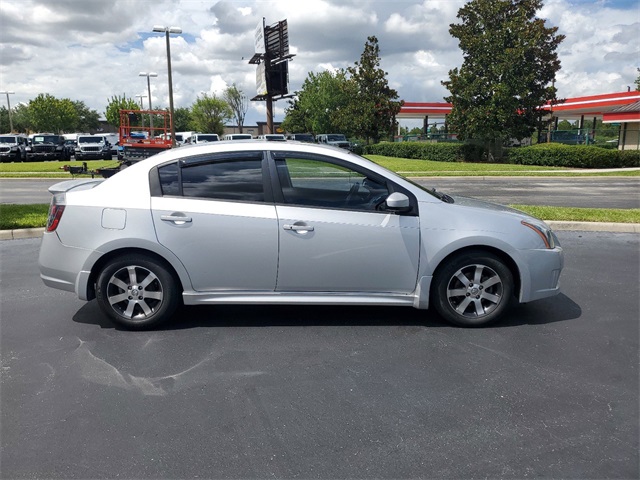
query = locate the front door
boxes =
[272,154,420,293]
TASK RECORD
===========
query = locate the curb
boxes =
[2,222,639,241]
[0,227,45,240]
[546,221,640,233]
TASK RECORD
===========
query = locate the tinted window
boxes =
[182,159,264,202]
[158,163,180,196]
[275,156,388,211]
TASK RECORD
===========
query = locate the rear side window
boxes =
[182,160,264,202]
[156,153,266,203]
[158,163,180,196]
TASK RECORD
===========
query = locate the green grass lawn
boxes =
[1,157,638,178]
[366,155,640,176]
[0,160,119,178]
[0,204,50,230]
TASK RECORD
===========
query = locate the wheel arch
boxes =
[430,245,522,301]
[85,247,187,301]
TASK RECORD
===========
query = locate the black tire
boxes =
[96,254,180,330]
[430,250,514,327]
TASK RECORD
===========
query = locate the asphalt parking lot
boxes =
[1,231,638,479]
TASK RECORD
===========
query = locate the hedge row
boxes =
[506,144,640,168]
[363,141,640,169]
[363,142,485,162]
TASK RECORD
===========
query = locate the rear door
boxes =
[151,151,279,292]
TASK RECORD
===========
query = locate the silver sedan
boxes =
[39,142,564,329]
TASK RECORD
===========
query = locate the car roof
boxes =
[121,141,374,176]
[76,140,423,209]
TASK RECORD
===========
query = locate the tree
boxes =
[11,103,30,133]
[635,68,640,91]
[442,0,565,155]
[189,93,233,135]
[172,107,192,132]
[0,106,9,134]
[338,36,403,144]
[73,101,100,133]
[223,84,248,133]
[105,94,140,128]
[281,70,352,135]
[28,93,78,133]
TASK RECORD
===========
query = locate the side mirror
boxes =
[384,192,411,213]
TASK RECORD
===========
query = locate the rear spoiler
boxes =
[48,179,104,195]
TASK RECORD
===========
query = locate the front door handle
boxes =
[283,223,314,233]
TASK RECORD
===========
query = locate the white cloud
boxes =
[0,0,637,126]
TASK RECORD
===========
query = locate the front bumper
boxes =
[27,151,64,160]
[519,246,564,303]
[76,150,109,159]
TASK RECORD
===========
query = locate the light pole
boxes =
[135,94,147,108]
[152,25,182,147]
[135,94,147,128]
[139,72,157,135]
[0,91,15,132]
[138,72,157,110]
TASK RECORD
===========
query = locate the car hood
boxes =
[448,194,542,221]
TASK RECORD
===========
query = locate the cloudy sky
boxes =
[1,0,638,127]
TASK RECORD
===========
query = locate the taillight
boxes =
[46,194,66,232]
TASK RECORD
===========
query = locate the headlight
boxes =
[521,221,556,249]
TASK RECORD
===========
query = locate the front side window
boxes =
[275,155,389,211]
[157,155,265,203]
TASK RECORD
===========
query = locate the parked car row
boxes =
[0,133,120,162]
[0,130,355,163]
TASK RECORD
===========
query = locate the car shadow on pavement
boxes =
[72,294,581,331]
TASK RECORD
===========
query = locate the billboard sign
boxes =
[254,18,265,54]
[264,19,289,58]
[256,63,268,96]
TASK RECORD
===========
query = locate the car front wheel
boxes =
[96,254,180,329]
[431,251,514,327]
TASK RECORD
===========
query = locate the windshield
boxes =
[197,135,219,142]
[33,136,61,144]
[327,134,347,141]
[0,137,17,144]
[344,151,451,203]
[78,137,104,144]
[293,134,314,142]
[230,135,252,140]
[403,177,454,203]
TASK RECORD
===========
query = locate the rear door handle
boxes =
[283,223,314,233]
[161,214,192,225]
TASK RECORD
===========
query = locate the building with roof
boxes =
[398,90,640,149]
[602,100,640,150]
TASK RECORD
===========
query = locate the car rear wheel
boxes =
[96,254,180,330]
[431,251,514,327]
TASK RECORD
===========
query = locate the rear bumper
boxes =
[38,231,95,300]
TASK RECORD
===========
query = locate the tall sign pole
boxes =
[249,18,294,134]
